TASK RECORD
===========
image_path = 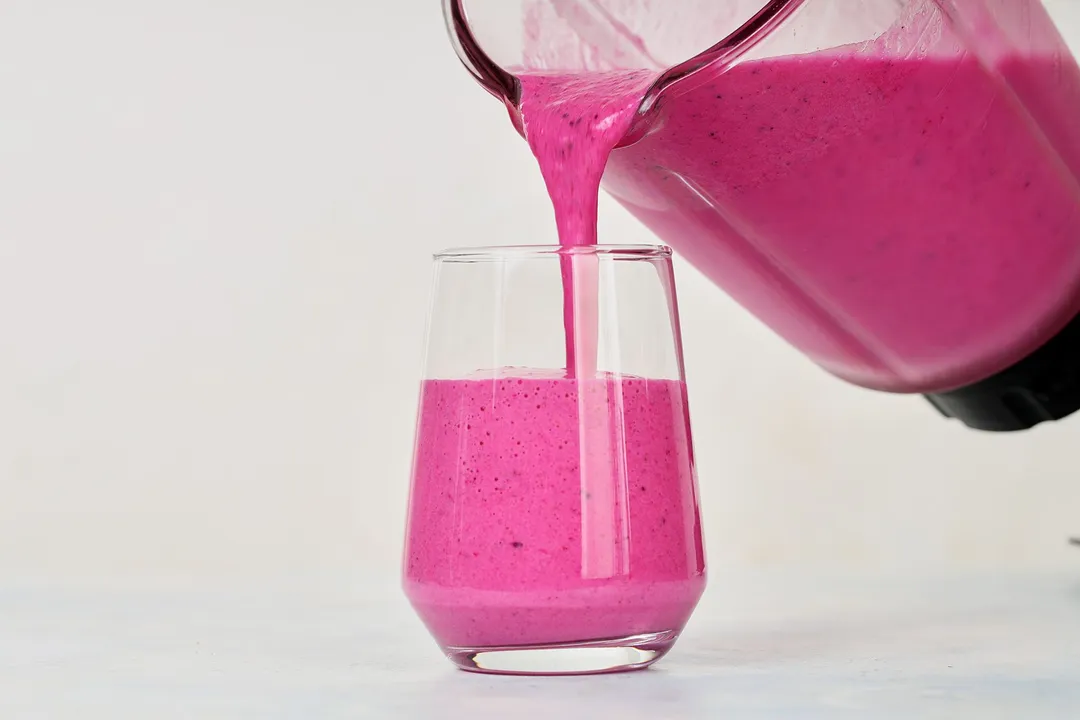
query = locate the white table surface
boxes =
[1,572,1078,719]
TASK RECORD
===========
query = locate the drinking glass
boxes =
[402,244,706,675]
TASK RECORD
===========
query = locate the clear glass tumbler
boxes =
[403,245,706,675]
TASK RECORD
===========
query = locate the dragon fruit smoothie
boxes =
[403,372,705,650]
[509,29,1080,394]
[516,71,654,378]
[602,51,1080,392]
[406,0,1080,663]
[404,70,703,663]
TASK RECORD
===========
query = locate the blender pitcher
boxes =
[445,0,1080,432]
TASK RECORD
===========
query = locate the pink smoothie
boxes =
[518,72,653,378]
[604,52,1080,392]
[515,51,1080,393]
[403,372,705,649]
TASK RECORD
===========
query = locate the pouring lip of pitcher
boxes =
[634,0,808,117]
[443,0,521,104]
[443,0,809,138]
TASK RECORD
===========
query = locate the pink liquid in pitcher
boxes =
[604,52,1080,391]
[403,373,705,649]
[512,29,1080,393]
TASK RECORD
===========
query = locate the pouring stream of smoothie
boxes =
[517,71,657,579]
[517,71,655,379]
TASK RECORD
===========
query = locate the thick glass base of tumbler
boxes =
[444,630,679,676]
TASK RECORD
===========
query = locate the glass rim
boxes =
[434,244,672,261]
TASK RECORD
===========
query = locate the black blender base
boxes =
[926,312,1080,431]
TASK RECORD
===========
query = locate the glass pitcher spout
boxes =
[442,0,810,143]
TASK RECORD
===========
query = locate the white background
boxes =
[0,0,1078,595]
